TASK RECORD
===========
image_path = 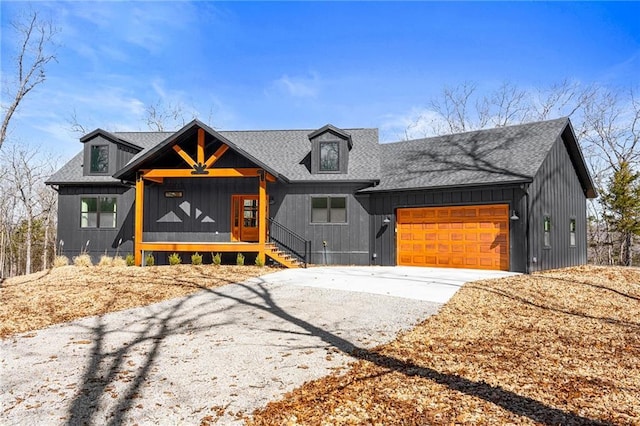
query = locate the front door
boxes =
[232,195,259,242]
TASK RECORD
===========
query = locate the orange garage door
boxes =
[396,204,510,271]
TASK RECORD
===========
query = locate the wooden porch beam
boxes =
[142,175,164,184]
[134,176,144,266]
[258,171,267,262]
[204,144,229,168]
[139,242,262,252]
[172,144,196,168]
[266,172,276,183]
[197,128,205,164]
[143,168,263,178]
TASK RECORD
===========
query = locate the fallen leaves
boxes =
[249,265,640,425]
[0,265,267,338]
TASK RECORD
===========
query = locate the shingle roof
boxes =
[48,122,380,184]
[47,117,595,198]
[217,128,378,182]
[361,117,572,193]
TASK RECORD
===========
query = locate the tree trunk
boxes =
[25,213,32,275]
[0,227,5,278]
[43,213,49,270]
[624,232,632,266]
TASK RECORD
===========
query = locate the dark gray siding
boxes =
[269,183,371,265]
[143,177,260,241]
[56,185,135,262]
[116,144,138,170]
[367,186,528,272]
[528,135,588,272]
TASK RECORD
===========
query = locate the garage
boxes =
[396,204,510,271]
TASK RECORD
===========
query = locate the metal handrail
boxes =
[267,218,310,267]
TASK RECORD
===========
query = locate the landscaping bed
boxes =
[0,264,266,338]
[248,265,640,425]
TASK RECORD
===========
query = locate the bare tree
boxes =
[66,108,88,136]
[414,81,640,266]
[1,143,55,275]
[429,81,479,134]
[1,9,58,149]
[582,86,640,178]
[144,99,188,131]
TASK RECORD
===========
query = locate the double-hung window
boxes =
[81,197,117,228]
[311,196,346,223]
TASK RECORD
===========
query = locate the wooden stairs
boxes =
[265,243,302,268]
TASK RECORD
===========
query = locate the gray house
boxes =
[47,117,596,272]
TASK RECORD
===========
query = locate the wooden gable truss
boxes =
[133,128,277,266]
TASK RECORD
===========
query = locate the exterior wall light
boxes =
[510,210,520,220]
[383,216,391,224]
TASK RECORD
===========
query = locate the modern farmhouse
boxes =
[47,117,596,272]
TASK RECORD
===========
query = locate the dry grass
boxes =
[249,265,640,425]
[0,265,267,338]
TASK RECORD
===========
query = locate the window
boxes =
[311,196,346,223]
[569,218,576,247]
[319,141,339,172]
[90,145,109,173]
[81,197,117,228]
[543,216,551,248]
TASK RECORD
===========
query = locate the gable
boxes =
[113,120,280,182]
[361,117,596,197]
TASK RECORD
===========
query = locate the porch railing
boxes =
[267,218,311,267]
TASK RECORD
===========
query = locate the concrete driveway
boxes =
[0,266,516,425]
[260,266,519,303]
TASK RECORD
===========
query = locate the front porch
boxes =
[130,124,308,268]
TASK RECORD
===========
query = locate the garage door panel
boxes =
[397,204,509,271]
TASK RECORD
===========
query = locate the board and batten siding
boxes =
[367,185,528,272]
[56,185,135,262]
[269,183,371,265]
[143,177,259,242]
[528,134,588,272]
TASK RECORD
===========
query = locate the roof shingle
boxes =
[361,117,570,192]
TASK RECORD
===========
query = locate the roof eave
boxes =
[113,119,284,181]
[358,178,534,194]
[80,128,142,151]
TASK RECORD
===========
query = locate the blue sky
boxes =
[1,1,639,162]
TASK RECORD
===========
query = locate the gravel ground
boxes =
[1,275,441,425]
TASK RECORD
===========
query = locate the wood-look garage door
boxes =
[396,204,510,271]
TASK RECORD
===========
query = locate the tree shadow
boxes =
[65,275,609,425]
[65,285,236,426]
[542,274,640,302]
[468,281,640,329]
[201,278,609,425]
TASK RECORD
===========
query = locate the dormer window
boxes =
[90,145,109,173]
[320,141,339,172]
[309,124,353,175]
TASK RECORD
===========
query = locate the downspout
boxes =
[522,184,531,274]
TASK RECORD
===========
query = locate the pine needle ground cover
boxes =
[0,265,265,338]
[249,266,640,425]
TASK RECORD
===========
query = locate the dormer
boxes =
[308,124,352,175]
[80,129,140,177]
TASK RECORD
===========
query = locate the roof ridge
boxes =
[385,117,569,145]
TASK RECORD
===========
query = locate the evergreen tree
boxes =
[601,161,640,266]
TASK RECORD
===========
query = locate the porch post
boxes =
[134,175,145,266]
[258,170,267,261]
